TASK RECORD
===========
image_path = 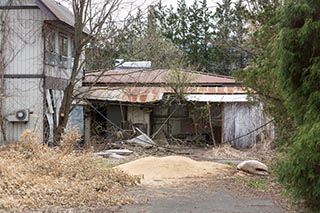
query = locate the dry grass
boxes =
[0,129,140,210]
[210,140,275,161]
[60,126,81,154]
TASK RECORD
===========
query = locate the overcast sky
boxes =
[59,0,222,21]
[159,0,220,9]
[113,0,222,20]
[129,0,220,12]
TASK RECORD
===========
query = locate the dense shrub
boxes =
[276,122,320,210]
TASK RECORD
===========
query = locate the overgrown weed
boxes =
[0,129,140,210]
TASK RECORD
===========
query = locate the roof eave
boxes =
[36,0,90,35]
[35,0,57,20]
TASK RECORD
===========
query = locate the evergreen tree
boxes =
[157,4,179,44]
[155,0,215,72]
[127,5,185,68]
[187,0,214,71]
[274,0,320,209]
[213,0,247,75]
[176,0,190,50]
[234,0,295,145]
[238,0,320,209]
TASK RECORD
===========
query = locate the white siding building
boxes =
[0,0,84,143]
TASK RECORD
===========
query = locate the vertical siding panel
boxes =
[6,8,43,75]
[4,79,43,142]
[2,7,45,143]
[223,102,274,148]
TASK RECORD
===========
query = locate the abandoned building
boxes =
[0,0,86,143]
[82,68,274,148]
[0,0,273,148]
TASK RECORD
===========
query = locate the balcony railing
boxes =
[44,51,59,66]
[45,51,74,69]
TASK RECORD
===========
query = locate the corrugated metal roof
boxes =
[83,69,247,103]
[83,87,166,103]
[83,85,246,103]
[84,69,236,85]
[37,0,90,34]
[186,94,249,102]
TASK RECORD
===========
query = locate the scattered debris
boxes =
[109,153,127,159]
[127,127,155,147]
[237,160,269,176]
[95,149,133,156]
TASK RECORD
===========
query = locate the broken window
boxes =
[59,34,68,68]
[44,31,58,66]
[70,38,75,68]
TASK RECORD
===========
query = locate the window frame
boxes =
[59,33,68,68]
[44,31,58,66]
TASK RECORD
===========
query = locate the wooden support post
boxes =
[207,102,216,146]
[84,108,91,149]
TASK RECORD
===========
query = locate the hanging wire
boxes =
[224,119,274,144]
[85,99,123,131]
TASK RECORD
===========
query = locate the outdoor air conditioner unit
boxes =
[7,110,29,122]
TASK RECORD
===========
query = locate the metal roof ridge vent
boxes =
[115,60,152,70]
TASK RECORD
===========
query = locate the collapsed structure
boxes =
[83,68,273,148]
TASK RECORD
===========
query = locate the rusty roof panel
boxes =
[83,85,246,103]
[83,69,246,103]
[84,69,236,85]
[83,87,167,103]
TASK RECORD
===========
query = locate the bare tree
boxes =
[54,0,135,143]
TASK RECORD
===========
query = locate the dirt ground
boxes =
[115,160,294,213]
[120,175,292,213]
[40,171,294,213]
[39,141,297,213]
[95,141,297,213]
[58,171,294,213]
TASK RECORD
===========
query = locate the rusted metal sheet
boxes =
[83,86,246,103]
[85,69,167,84]
[83,87,166,103]
[83,69,246,103]
[84,69,237,85]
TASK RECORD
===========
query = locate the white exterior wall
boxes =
[4,79,44,142]
[0,0,35,6]
[0,2,84,144]
[4,9,44,75]
[223,102,274,148]
[1,7,45,143]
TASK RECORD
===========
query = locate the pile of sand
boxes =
[116,156,230,183]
